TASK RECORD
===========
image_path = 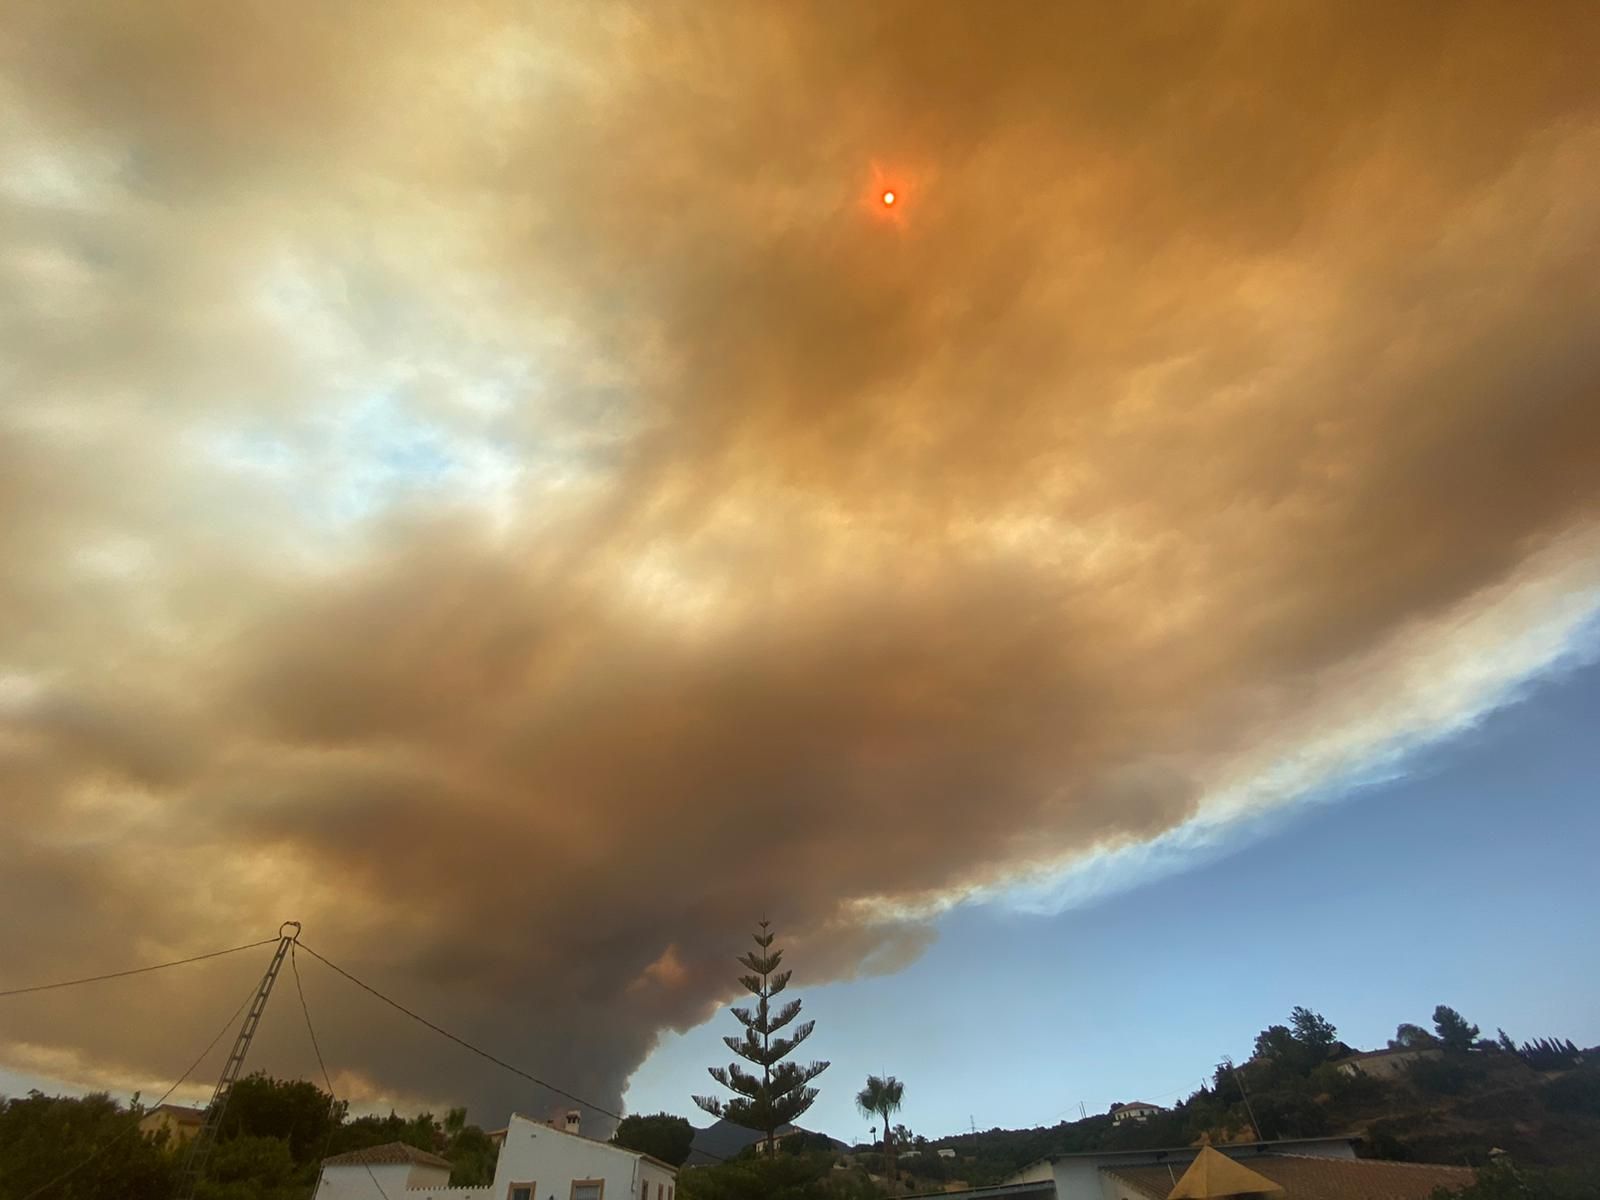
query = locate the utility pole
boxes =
[178,922,301,1200]
[1224,1057,1265,1143]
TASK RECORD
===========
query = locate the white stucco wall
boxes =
[316,1161,457,1199]
[315,1116,676,1200]
[1337,1048,1441,1081]
[1111,1105,1158,1125]
[1009,1159,1056,1184]
[491,1115,675,1200]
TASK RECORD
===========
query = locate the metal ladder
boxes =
[177,921,301,1200]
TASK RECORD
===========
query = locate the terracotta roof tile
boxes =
[1167,1147,1284,1198]
[1106,1154,1476,1200]
[322,1141,453,1169]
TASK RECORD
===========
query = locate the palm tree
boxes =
[855,1075,905,1193]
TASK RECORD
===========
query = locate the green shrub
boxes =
[1544,1067,1600,1118]
[1409,1055,1481,1096]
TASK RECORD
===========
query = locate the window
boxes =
[508,1184,535,1200]
[571,1181,604,1200]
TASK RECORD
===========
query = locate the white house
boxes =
[138,1102,206,1145]
[315,1110,678,1200]
[1109,1102,1162,1125]
[315,1143,458,1199]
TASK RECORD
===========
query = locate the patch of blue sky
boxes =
[201,391,535,529]
[318,393,489,524]
[989,590,1600,920]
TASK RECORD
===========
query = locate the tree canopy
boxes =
[1433,1006,1482,1053]
[1250,1007,1341,1081]
[1290,1006,1339,1056]
[214,1073,344,1165]
[0,1091,176,1200]
[1391,1023,1440,1050]
[613,1112,695,1167]
[854,1076,905,1136]
[0,1077,502,1200]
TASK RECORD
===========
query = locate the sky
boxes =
[2,0,1599,1141]
[631,650,1600,1138]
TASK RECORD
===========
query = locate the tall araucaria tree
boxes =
[693,921,830,1156]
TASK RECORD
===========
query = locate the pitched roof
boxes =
[1107,1154,1475,1200]
[1166,1147,1284,1198]
[1033,1137,1357,1163]
[147,1104,206,1121]
[321,1141,453,1169]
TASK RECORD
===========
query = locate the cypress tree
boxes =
[693,921,829,1155]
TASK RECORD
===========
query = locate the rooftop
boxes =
[901,1183,1055,1200]
[1025,1136,1358,1166]
[1162,1146,1283,1198]
[1107,1154,1475,1200]
[321,1142,453,1169]
[488,1112,679,1174]
[145,1103,205,1120]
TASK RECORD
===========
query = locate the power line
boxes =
[7,929,730,1190]
[0,937,280,999]
[296,940,626,1124]
[290,944,394,1200]
[18,979,259,1200]
[291,944,339,1157]
[295,940,732,1164]
[1225,1057,1266,1142]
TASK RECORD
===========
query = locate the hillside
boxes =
[687,1118,847,1164]
[881,1010,1600,1191]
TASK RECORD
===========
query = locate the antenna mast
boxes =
[178,921,301,1200]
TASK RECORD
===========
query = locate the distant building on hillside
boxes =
[936,1147,957,1159]
[139,1103,205,1145]
[1334,1046,1441,1081]
[752,1128,828,1156]
[314,1110,677,1200]
[1109,1101,1163,1125]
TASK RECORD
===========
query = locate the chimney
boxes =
[565,1110,581,1137]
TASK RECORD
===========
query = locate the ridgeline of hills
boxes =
[825,1009,1599,1192]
